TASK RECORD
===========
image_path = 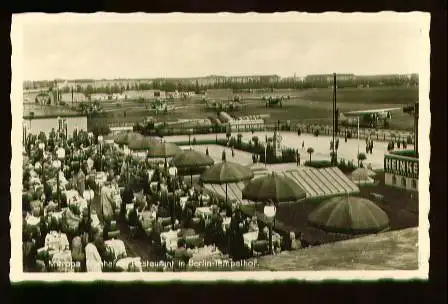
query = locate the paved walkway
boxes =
[256,227,418,271]
[163,132,414,170]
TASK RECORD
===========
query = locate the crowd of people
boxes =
[22,127,300,273]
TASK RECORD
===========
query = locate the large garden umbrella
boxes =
[172,148,214,184]
[200,160,254,203]
[127,136,158,151]
[113,131,143,146]
[242,172,307,204]
[147,141,181,165]
[308,195,390,235]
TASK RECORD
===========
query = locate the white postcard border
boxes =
[10,12,431,282]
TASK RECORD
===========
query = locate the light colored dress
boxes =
[85,243,103,272]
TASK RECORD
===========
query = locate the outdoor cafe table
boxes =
[195,207,213,219]
[91,213,101,228]
[188,245,223,262]
[222,217,231,232]
[243,231,282,249]
[199,194,211,205]
[125,203,134,222]
[64,189,88,212]
[179,196,188,210]
[161,229,181,252]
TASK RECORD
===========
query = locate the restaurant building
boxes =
[383,151,419,191]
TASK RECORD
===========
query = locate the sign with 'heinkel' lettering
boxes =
[384,154,419,179]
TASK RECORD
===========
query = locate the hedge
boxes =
[170,138,297,164]
[390,149,418,158]
[303,159,357,173]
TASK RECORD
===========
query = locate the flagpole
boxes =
[357,116,360,164]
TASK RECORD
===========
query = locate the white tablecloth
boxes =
[188,245,222,262]
[243,231,282,249]
[195,207,212,219]
[105,239,127,260]
[243,231,259,248]
[222,217,231,232]
[179,196,188,210]
[125,203,134,222]
[91,214,100,228]
[95,172,107,185]
[161,229,180,252]
[65,190,88,212]
[199,194,210,204]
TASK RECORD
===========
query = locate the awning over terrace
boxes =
[202,167,360,204]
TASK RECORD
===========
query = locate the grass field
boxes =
[300,86,418,104]
[87,87,417,131]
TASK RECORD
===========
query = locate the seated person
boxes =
[173,238,193,272]
[156,202,170,218]
[248,216,259,232]
[257,226,269,241]
[128,205,139,229]
[289,232,302,250]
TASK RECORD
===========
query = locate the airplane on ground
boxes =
[203,98,246,112]
[338,107,403,129]
[262,95,291,108]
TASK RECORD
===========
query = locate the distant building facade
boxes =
[305,74,356,84]
[124,90,166,100]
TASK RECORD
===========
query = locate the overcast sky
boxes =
[18,14,427,81]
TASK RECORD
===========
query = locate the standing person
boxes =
[76,168,86,195]
[173,239,193,272]
[397,140,401,149]
[302,140,305,149]
[231,147,235,158]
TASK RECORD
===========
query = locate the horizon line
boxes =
[23,72,419,83]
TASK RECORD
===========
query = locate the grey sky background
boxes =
[22,18,425,81]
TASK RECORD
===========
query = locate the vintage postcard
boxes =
[10,12,430,282]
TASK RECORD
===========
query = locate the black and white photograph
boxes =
[10,12,430,281]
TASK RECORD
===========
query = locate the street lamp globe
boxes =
[52,159,62,170]
[98,135,104,143]
[264,205,277,220]
[56,147,65,160]
[38,142,45,151]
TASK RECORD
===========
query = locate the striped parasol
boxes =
[200,160,254,203]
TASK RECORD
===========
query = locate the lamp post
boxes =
[83,188,94,220]
[188,129,193,146]
[38,142,46,186]
[264,126,267,167]
[23,122,26,146]
[88,132,94,145]
[52,159,62,209]
[98,135,104,171]
[263,203,277,255]
[64,119,68,143]
[57,116,62,133]
[124,146,130,184]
